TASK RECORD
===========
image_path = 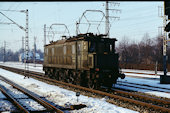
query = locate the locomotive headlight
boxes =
[96,74,99,78]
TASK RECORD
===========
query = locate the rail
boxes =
[0,65,170,113]
[0,74,64,113]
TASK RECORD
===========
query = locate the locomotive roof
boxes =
[45,33,117,47]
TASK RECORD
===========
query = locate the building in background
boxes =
[19,51,43,63]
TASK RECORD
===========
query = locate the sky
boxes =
[0,1,164,52]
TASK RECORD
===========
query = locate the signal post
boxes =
[160,1,170,84]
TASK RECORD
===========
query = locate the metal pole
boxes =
[24,9,29,79]
[155,61,158,76]
[44,24,46,46]
[159,2,170,84]
[3,41,6,63]
[76,21,78,35]
[22,36,24,63]
[22,36,24,54]
[105,1,109,38]
[34,36,36,67]
[105,1,120,38]
[163,15,167,76]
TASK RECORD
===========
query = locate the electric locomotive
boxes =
[43,33,125,89]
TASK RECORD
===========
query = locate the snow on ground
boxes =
[0,91,6,98]
[0,62,170,98]
[0,62,170,99]
[0,62,137,113]
[123,73,159,79]
[116,77,170,98]
[122,68,163,74]
[0,62,43,73]
[0,100,17,111]
[122,68,168,77]
[120,69,170,98]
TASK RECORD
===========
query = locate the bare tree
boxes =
[117,36,130,64]
[127,42,139,64]
[138,33,155,64]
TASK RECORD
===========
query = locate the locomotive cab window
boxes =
[110,44,112,52]
[89,40,113,54]
[89,41,96,53]
[104,43,110,53]
[98,42,104,53]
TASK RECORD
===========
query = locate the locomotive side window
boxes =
[77,43,81,55]
[52,48,54,56]
[55,47,57,55]
[63,45,66,55]
[46,48,48,55]
[49,48,51,56]
[67,45,71,55]
[72,45,75,54]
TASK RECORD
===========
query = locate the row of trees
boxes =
[0,48,44,62]
[116,33,170,70]
[117,33,163,64]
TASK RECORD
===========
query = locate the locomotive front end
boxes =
[87,34,125,88]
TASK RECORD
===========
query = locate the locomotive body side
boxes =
[43,40,90,70]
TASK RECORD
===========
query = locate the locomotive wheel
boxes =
[69,71,74,84]
[88,79,94,89]
[64,71,69,83]
[58,76,62,81]
[49,69,54,78]
[50,69,54,79]
[62,71,66,82]
[63,71,67,82]
[58,71,63,81]
[47,70,50,77]
[44,68,48,75]
[54,70,59,80]
[72,71,76,85]
[70,76,74,84]
[76,72,81,85]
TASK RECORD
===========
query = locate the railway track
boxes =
[116,81,170,93]
[122,71,160,76]
[0,65,170,113]
[0,75,64,113]
[122,70,161,80]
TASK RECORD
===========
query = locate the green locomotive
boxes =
[43,33,125,89]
